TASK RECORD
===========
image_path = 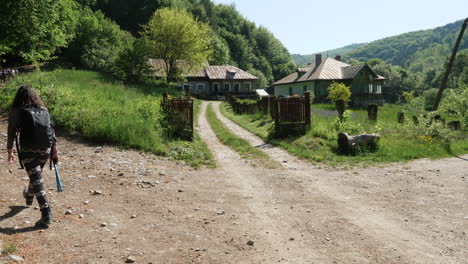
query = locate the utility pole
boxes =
[433,18,467,111]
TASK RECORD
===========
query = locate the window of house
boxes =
[224,83,230,92]
[245,82,251,91]
[234,83,240,92]
[197,84,205,91]
[368,84,373,94]
[303,86,308,93]
[289,87,293,96]
[376,84,382,94]
[183,84,191,92]
[213,83,220,92]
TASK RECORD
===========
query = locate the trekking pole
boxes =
[50,146,63,192]
[54,162,63,193]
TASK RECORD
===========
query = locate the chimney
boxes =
[335,55,342,61]
[315,54,322,66]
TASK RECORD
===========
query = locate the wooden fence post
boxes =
[273,96,279,127]
[367,104,378,121]
[304,92,311,127]
[397,112,405,124]
[269,96,275,118]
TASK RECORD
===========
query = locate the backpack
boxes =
[19,106,55,149]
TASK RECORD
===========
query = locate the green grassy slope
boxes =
[1,70,213,168]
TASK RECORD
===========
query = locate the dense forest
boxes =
[292,43,366,66]
[0,0,296,85]
[343,19,468,74]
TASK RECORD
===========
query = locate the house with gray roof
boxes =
[273,54,386,106]
[149,59,258,98]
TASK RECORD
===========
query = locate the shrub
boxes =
[409,112,455,142]
[327,82,351,103]
[159,99,193,140]
[65,8,134,72]
[113,39,152,82]
[439,87,468,129]
[333,110,364,135]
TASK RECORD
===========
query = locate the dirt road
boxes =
[0,101,466,264]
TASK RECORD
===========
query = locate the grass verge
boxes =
[0,69,213,168]
[221,102,468,167]
[206,103,276,168]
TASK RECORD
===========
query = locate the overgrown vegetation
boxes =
[206,104,275,168]
[0,70,213,168]
[1,0,295,86]
[221,102,468,166]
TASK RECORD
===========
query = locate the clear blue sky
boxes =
[212,0,467,55]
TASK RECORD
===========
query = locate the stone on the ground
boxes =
[125,256,136,263]
[5,255,25,263]
[247,240,254,246]
[65,209,73,215]
[100,222,108,227]
[79,214,84,218]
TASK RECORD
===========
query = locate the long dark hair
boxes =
[11,85,45,109]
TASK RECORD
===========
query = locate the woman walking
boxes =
[6,85,59,228]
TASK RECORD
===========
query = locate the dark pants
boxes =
[21,150,51,213]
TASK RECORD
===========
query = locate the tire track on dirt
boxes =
[211,101,462,264]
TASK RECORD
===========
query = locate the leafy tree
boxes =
[0,0,79,64]
[208,33,231,65]
[247,69,268,89]
[113,39,152,82]
[143,8,212,82]
[65,8,133,72]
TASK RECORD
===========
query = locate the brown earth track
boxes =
[0,101,466,264]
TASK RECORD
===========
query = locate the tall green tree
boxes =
[143,8,212,82]
[0,0,79,64]
[113,38,152,82]
[65,8,133,72]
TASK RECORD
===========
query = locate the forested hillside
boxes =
[343,19,467,74]
[0,0,296,86]
[292,43,366,66]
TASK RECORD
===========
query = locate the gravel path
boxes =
[0,103,466,264]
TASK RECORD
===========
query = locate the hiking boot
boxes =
[23,187,34,206]
[35,209,52,228]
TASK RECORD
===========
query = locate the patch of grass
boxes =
[1,70,213,168]
[1,242,17,255]
[220,103,271,139]
[222,102,468,166]
[206,103,276,168]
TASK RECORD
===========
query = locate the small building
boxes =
[273,54,387,106]
[148,59,258,98]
